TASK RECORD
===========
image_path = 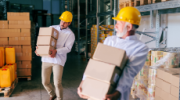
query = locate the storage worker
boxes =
[35,11,75,100]
[77,7,149,100]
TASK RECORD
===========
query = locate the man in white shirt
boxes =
[77,7,148,100]
[35,11,75,100]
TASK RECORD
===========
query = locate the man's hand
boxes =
[50,49,57,58]
[35,46,40,56]
[77,81,89,99]
[103,91,120,100]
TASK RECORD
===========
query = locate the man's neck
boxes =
[121,32,135,39]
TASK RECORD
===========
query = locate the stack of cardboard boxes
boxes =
[90,25,114,57]
[82,43,127,100]
[0,12,32,78]
[155,68,180,100]
[131,49,180,99]
[36,27,59,56]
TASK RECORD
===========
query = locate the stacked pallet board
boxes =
[90,25,114,57]
[119,0,168,9]
[131,49,180,100]
[0,12,33,80]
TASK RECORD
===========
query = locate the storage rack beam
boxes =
[136,1,180,12]
[77,0,80,54]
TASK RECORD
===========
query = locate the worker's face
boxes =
[115,21,128,37]
[60,20,71,29]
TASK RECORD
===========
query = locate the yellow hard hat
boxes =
[112,7,141,25]
[59,11,73,22]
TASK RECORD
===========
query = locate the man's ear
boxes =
[69,22,71,25]
[127,24,133,31]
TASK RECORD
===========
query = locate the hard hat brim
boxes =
[112,17,140,26]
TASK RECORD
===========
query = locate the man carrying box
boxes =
[78,7,149,100]
[35,11,75,100]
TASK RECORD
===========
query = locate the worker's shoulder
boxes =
[105,35,117,40]
[135,40,149,52]
[50,25,59,28]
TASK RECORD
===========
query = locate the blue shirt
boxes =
[104,35,149,100]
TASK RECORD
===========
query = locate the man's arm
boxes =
[115,46,148,99]
[56,33,75,55]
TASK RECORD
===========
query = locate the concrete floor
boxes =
[0,52,137,100]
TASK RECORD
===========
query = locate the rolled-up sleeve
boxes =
[56,33,75,55]
[116,46,148,100]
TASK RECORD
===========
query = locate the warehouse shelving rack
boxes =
[77,0,119,59]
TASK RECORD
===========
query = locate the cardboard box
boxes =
[17,61,31,68]
[36,46,55,56]
[171,75,179,88]
[19,37,31,45]
[37,36,57,47]
[84,59,121,85]
[21,29,31,37]
[161,90,171,100]
[7,12,30,21]
[0,20,8,24]
[171,85,179,98]
[155,87,171,100]
[22,46,32,53]
[0,38,8,45]
[39,27,59,39]
[162,80,171,93]
[92,43,127,68]
[82,77,114,100]
[9,37,19,45]
[0,24,8,29]
[17,69,31,76]
[155,78,163,89]
[9,21,31,29]
[0,20,8,29]
[155,87,161,97]
[170,94,178,100]
[16,52,32,60]
[157,68,180,83]
[154,96,163,100]
[0,29,21,37]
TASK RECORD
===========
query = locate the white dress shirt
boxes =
[103,35,149,100]
[41,25,75,66]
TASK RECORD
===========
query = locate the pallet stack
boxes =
[131,49,180,100]
[119,0,168,9]
[90,25,114,57]
[0,12,33,80]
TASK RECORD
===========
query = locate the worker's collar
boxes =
[60,26,68,30]
[120,35,137,40]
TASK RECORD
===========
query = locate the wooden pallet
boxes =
[0,78,18,97]
[119,0,134,9]
[18,76,31,81]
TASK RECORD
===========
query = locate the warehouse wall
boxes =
[167,13,180,47]
[137,13,180,48]
[9,0,43,9]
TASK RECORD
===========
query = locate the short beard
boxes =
[115,23,129,38]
